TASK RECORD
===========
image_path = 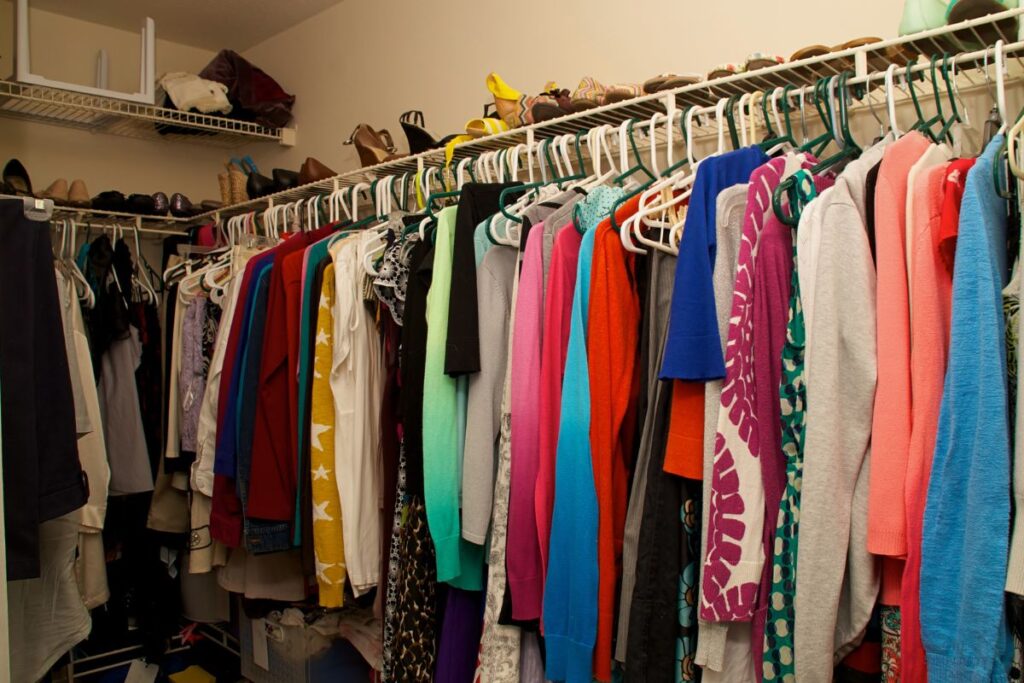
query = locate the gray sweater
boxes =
[794,140,889,681]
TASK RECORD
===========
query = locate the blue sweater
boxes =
[920,136,1013,682]
[544,225,599,683]
[660,146,767,380]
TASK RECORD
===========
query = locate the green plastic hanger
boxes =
[725,94,742,149]
[906,59,941,142]
[928,54,957,144]
[935,53,962,143]
[771,168,818,226]
[797,79,836,157]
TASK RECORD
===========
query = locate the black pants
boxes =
[0,199,87,579]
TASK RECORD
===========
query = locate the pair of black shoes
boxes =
[91,191,202,217]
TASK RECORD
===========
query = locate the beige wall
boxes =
[240,0,906,176]
[0,2,241,201]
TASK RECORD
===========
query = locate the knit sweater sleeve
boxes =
[462,253,513,545]
[920,139,1013,681]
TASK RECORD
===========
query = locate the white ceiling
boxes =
[29,0,345,51]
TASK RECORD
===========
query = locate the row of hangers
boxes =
[53,217,161,309]
[202,38,1017,278]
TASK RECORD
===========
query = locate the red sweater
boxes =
[587,198,642,681]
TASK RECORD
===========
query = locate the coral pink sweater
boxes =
[867,133,930,576]
[900,158,971,683]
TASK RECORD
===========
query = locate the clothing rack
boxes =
[190,7,1024,225]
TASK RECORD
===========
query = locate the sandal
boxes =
[487,72,529,127]
[743,52,785,72]
[400,110,460,155]
[707,63,741,80]
[466,104,511,137]
[604,83,644,105]
[571,77,607,112]
[643,73,703,94]
[344,123,406,168]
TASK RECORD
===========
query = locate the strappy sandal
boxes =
[344,123,406,168]
[400,110,460,155]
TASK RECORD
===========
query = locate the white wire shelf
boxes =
[0,79,293,148]
[186,7,1024,223]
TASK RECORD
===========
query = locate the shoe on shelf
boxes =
[570,77,608,112]
[127,193,157,215]
[344,124,406,168]
[743,52,785,72]
[947,0,1019,45]
[169,193,200,218]
[487,72,530,127]
[272,168,299,192]
[68,180,90,207]
[2,159,33,196]
[298,157,336,185]
[152,191,169,215]
[465,103,511,138]
[399,110,460,155]
[200,199,223,211]
[40,178,69,203]
[643,73,703,94]
[603,83,644,105]
[92,190,128,213]
[225,161,248,204]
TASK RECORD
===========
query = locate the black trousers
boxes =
[0,199,87,580]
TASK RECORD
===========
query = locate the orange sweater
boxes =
[587,198,641,681]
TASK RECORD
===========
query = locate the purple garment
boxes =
[435,588,484,683]
[750,210,794,660]
[179,297,207,452]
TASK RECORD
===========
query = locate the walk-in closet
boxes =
[3,1,1024,681]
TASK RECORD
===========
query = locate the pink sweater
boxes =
[535,223,582,581]
[900,159,968,683]
[867,132,930,577]
[507,226,547,619]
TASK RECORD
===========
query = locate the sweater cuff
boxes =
[926,651,996,683]
[1006,501,1024,595]
[695,620,729,671]
[433,533,463,584]
[508,575,543,621]
[865,526,907,558]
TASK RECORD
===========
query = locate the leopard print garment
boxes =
[391,495,439,683]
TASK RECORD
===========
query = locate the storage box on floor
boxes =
[239,608,373,682]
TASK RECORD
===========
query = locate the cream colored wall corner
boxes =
[0,2,234,202]
[238,0,905,178]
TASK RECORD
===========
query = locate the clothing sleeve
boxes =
[462,263,511,544]
[794,197,880,681]
[660,161,725,381]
